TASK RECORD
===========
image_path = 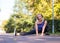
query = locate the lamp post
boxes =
[14,16,17,36]
[52,0,54,33]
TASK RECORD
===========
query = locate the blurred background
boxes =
[0,0,60,34]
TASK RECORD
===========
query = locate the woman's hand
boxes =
[36,33,38,36]
[36,34,39,39]
[40,33,44,36]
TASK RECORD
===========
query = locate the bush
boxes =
[47,19,60,33]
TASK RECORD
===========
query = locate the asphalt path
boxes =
[0,34,60,43]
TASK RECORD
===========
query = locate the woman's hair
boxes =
[36,14,43,20]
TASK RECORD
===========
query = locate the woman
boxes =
[35,14,48,36]
[20,14,49,36]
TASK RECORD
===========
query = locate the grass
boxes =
[49,32,60,36]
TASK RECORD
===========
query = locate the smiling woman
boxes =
[0,0,15,25]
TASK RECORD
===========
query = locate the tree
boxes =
[3,0,60,33]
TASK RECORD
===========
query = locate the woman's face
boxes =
[37,14,43,20]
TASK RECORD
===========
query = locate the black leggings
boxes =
[20,28,49,36]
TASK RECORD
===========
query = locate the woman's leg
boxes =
[20,29,36,36]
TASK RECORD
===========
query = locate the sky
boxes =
[0,0,15,25]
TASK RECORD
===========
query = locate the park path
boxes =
[0,33,60,43]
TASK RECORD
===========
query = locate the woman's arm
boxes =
[35,21,38,36]
[41,20,47,36]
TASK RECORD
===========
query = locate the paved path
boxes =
[0,34,60,43]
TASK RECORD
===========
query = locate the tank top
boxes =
[37,21,44,30]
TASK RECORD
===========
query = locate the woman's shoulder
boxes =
[44,20,47,24]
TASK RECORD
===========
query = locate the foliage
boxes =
[3,0,60,33]
[4,13,33,33]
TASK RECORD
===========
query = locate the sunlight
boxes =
[0,0,15,25]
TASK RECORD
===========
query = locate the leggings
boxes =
[20,28,48,36]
